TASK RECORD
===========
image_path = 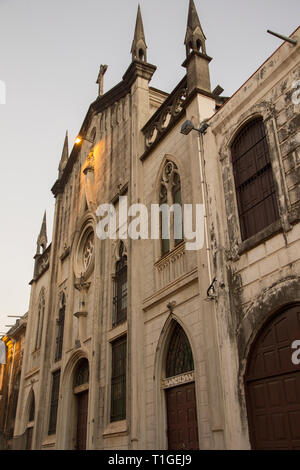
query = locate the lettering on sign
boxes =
[161,372,194,389]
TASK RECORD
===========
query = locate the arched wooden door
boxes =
[73,359,89,450]
[163,322,199,450]
[245,304,300,449]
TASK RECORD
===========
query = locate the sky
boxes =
[0,0,299,334]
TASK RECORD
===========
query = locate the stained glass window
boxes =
[166,323,194,378]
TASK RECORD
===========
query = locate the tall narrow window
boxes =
[111,336,127,422]
[231,117,279,240]
[55,294,65,362]
[113,243,127,327]
[48,369,60,435]
[159,160,183,256]
[35,289,45,350]
[29,392,35,422]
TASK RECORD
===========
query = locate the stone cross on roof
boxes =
[96,64,108,97]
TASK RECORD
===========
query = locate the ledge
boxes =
[107,321,128,342]
[238,219,283,256]
[143,267,198,312]
[41,434,56,448]
[103,420,128,438]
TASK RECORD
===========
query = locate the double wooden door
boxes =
[166,382,199,450]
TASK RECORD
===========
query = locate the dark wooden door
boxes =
[76,390,88,450]
[166,382,199,450]
[245,305,300,449]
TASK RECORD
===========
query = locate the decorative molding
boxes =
[141,77,187,159]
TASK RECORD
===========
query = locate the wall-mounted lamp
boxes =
[75,135,94,145]
[180,120,209,136]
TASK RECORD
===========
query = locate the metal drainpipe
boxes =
[196,130,213,285]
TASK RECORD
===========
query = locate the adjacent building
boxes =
[0,314,27,449]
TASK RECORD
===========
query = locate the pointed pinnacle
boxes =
[59,130,69,174]
[39,211,47,238]
[186,0,206,40]
[61,130,69,162]
[131,4,147,53]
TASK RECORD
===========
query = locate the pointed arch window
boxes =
[55,294,66,362]
[35,289,45,350]
[159,160,183,256]
[113,242,127,327]
[231,117,279,240]
[166,323,194,378]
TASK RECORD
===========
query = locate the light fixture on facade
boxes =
[75,135,94,145]
[180,120,209,135]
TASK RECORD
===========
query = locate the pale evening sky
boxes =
[0,0,299,334]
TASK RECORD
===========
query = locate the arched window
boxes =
[166,323,194,378]
[73,359,89,389]
[55,293,66,362]
[231,117,279,240]
[138,48,145,61]
[35,289,45,350]
[113,242,127,327]
[159,160,183,256]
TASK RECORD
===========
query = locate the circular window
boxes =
[74,222,95,280]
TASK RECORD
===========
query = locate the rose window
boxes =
[83,233,94,270]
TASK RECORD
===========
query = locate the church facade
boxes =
[11,1,300,450]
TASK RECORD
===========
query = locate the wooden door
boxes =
[166,382,199,450]
[245,305,300,449]
[76,390,88,450]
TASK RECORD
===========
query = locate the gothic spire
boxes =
[36,211,47,255]
[184,0,207,56]
[58,130,69,177]
[131,4,147,62]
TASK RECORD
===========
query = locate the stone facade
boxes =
[10,1,300,450]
